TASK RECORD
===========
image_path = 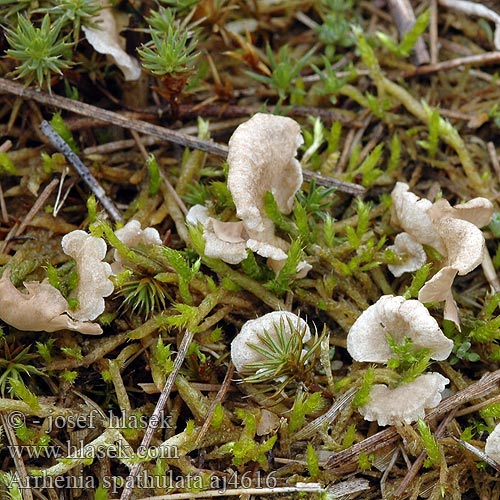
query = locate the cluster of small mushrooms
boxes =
[1,113,500,460]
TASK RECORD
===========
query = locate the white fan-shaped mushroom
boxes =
[485,423,500,463]
[227,113,303,237]
[390,182,443,252]
[347,295,453,362]
[358,372,449,426]
[62,230,113,321]
[0,270,102,335]
[388,233,427,277]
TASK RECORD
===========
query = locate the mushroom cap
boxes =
[358,372,449,426]
[114,219,162,247]
[62,230,114,321]
[231,311,311,373]
[418,267,458,303]
[0,271,102,334]
[387,232,427,277]
[347,295,453,362]
[186,204,210,226]
[112,219,163,273]
[429,197,494,228]
[418,267,462,329]
[485,423,500,464]
[390,182,444,253]
[203,221,247,264]
[431,216,485,276]
[82,7,141,81]
[227,113,303,236]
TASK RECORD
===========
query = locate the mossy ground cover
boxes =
[1,1,500,499]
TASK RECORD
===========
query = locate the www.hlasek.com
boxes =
[6,410,174,432]
[7,471,279,494]
[8,441,179,460]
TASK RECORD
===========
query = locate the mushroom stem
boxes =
[482,246,500,293]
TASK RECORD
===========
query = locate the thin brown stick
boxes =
[430,0,439,64]
[119,329,195,500]
[488,141,500,181]
[405,52,500,77]
[193,362,235,448]
[1,413,34,500]
[0,181,8,223]
[392,409,456,499]
[326,369,500,469]
[15,178,59,237]
[0,78,365,196]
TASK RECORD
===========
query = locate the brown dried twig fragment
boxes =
[119,329,195,500]
[0,78,364,197]
[405,51,500,77]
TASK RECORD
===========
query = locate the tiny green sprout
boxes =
[94,485,109,500]
[306,442,320,480]
[460,426,475,442]
[246,44,315,103]
[377,9,430,58]
[352,367,375,409]
[449,337,480,365]
[342,424,356,449]
[382,135,399,175]
[37,0,102,43]
[0,343,45,397]
[323,214,336,248]
[265,239,305,296]
[0,472,22,500]
[138,8,199,76]
[296,179,336,221]
[403,263,432,299]
[0,152,18,175]
[264,191,297,235]
[87,194,98,223]
[302,117,325,165]
[417,418,441,468]
[45,262,61,291]
[479,402,500,419]
[146,154,161,196]
[211,403,224,430]
[13,420,36,443]
[427,107,440,158]
[157,246,199,304]
[183,182,212,206]
[36,339,55,363]
[61,345,83,360]
[61,370,78,384]
[5,14,73,90]
[469,316,500,343]
[240,251,274,282]
[9,378,40,410]
[358,452,374,471]
[344,199,371,250]
[312,58,354,105]
[316,0,356,55]
[288,391,326,433]
[50,113,79,152]
[386,335,431,384]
